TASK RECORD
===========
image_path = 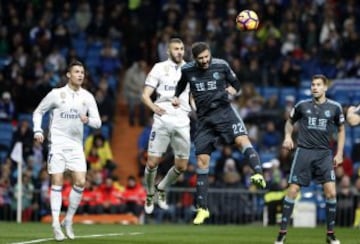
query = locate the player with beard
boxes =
[172,42,266,225]
[274,74,344,244]
[142,38,191,214]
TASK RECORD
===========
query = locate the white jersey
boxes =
[145,59,191,126]
[33,84,101,149]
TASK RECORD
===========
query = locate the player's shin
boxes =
[280,196,295,231]
[326,199,337,232]
[144,165,158,195]
[243,147,262,174]
[157,166,181,189]
[65,185,84,222]
[50,185,63,227]
[195,168,209,209]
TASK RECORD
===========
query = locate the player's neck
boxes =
[68,83,80,91]
[314,96,326,104]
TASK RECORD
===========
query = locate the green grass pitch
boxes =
[0,222,359,244]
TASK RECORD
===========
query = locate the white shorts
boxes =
[47,147,86,174]
[148,113,190,159]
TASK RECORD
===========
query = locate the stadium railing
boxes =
[1,187,359,228]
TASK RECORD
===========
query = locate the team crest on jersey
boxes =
[213,72,220,80]
[324,110,331,117]
[191,76,196,81]
[60,92,66,99]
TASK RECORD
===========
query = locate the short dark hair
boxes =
[169,37,183,45]
[312,74,328,85]
[67,60,84,72]
[191,42,210,58]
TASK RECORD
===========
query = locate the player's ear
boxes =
[66,72,71,78]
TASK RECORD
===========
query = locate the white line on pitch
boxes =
[8,232,144,244]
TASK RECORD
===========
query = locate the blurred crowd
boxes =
[0,0,359,225]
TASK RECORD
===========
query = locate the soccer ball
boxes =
[236,10,259,31]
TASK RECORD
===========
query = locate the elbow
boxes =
[346,115,358,126]
[92,119,102,129]
[95,120,102,129]
[141,92,147,104]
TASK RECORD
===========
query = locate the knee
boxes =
[325,189,337,199]
[175,159,188,172]
[147,156,160,169]
[197,155,209,169]
[287,186,300,199]
[324,182,337,199]
[74,179,86,188]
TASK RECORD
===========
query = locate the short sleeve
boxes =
[145,64,160,88]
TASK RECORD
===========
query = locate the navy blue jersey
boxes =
[174,58,240,117]
[290,98,345,149]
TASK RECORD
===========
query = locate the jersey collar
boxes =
[65,84,81,96]
[167,59,185,69]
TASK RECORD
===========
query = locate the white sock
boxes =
[144,166,157,195]
[50,185,62,226]
[157,166,181,190]
[65,185,84,223]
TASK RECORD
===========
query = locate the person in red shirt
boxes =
[122,176,146,217]
[93,176,125,214]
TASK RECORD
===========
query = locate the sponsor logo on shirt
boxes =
[60,108,80,119]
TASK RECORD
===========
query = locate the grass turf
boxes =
[0,222,359,244]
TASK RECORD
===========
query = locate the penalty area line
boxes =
[8,232,144,244]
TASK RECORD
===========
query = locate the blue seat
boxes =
[101,124,111,139]
[351,91,360,105]
[261,87,279,100]
[72,37,87,59]
[85,42,102,71]
[112,40,122,51]
[300,79,311,88]
[83,125,92,142]
[107,75,118,90]
[297,88,311,101]
[279,87,297,106]
[330,92,351,106]
[259,150,277,163]
[344,125,353,156]
[0,150,8,163]
[0,122,13,150]
[18,113,33,126]
[352,126,360,144]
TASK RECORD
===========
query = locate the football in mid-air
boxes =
[236,10,259,31]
